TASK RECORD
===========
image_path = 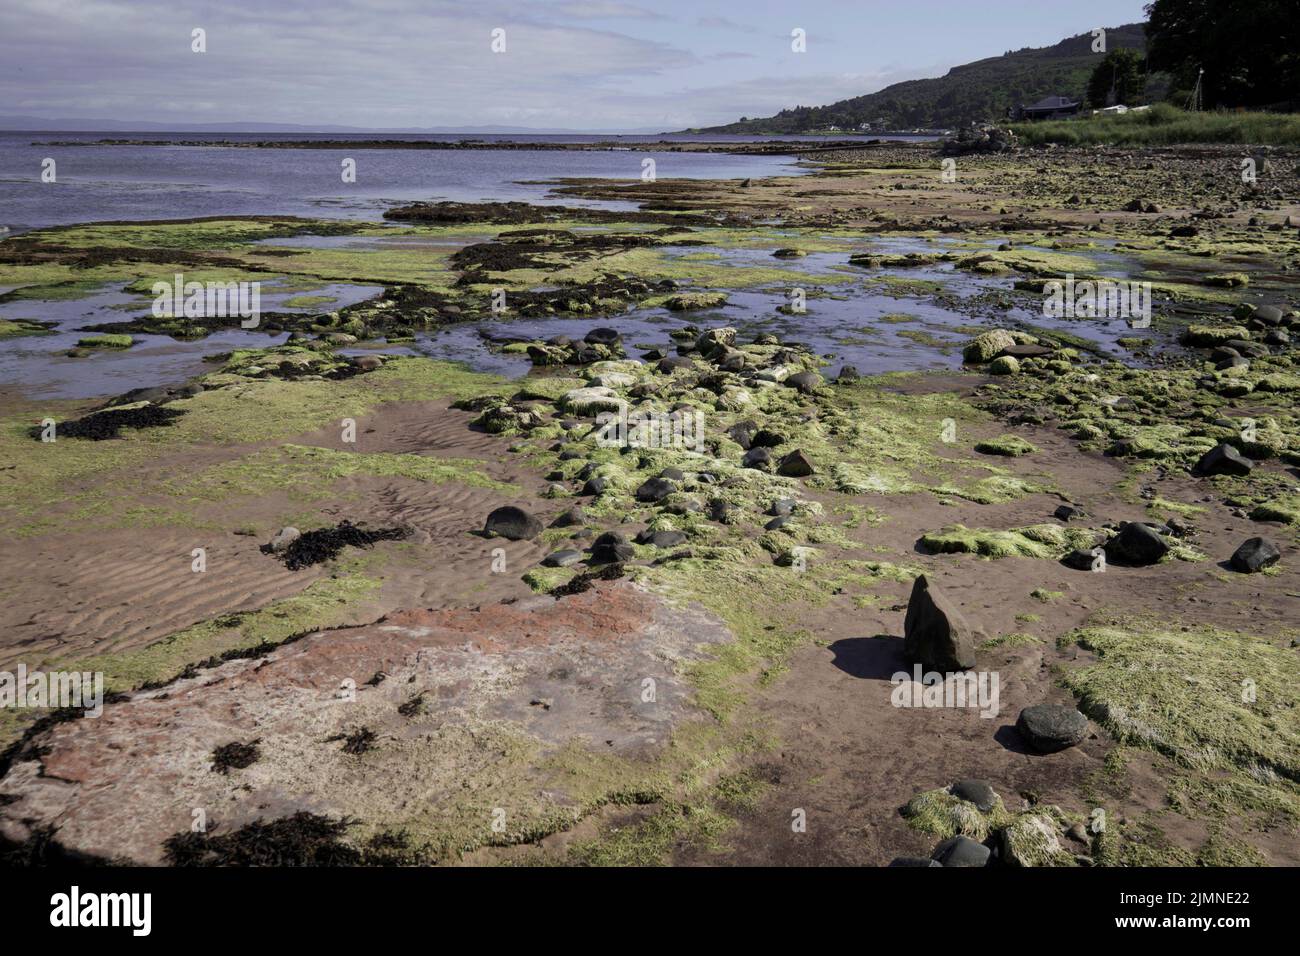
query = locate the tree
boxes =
[1144,0,1299,109]
[1087,49,1147,107]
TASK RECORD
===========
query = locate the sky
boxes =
[0,0,1152,131]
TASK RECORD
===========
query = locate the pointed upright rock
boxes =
[903,575,976,672]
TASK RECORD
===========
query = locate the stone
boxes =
[903,575,976,673]
[269,527,301,553]
[963,329,1018,364]
[583,327,621,346]
[657,356,693,373]
[786,370,823,394]
[950,779,998,813]
[931,835,990,867]
[1230,537,1280,573]
[1194,443,1255,477]
[1016,703,1089,753]
[764,515,792,531]
[768,498,797,517]
[751,428,787,448]
[589,532,634,564]
[484,506,542,541]
[726,420,758,449]
[635,477,675,503]
[542,550,582,568]
[1062,547,1105,571]
[1054,504,1085,522]
[716,349,746,372]
[888,857,942,867]
[742,446,772,470]
[837,365,860,382]
[636,529,688,548]
[776,449,815,478]
[1103,522,1169,566]
[551,507,586,527]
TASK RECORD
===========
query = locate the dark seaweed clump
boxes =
[326,727,378,755]
[163,812,362,866]
[162,813,422,866]
[29,405,186,441]
[0,823,123,867]
[549,562,625,597]
[262,520,409,571]
[210,739,261,775]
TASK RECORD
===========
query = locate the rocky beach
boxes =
[1,135,1298,868]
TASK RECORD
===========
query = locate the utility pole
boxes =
[1186,68,1204,111]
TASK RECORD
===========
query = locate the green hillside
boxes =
[697,23,1149,133]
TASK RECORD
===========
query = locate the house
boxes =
[1015,96,1082,121]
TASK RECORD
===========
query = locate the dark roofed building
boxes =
[1015,96,1081,121]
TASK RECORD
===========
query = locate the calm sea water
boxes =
[0,130,925,231]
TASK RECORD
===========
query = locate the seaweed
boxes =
[30,405,186,441]
[210,739,261,775]
[262,520,409,570]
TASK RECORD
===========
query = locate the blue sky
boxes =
[0,0,1152,130]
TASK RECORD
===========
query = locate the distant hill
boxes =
[695,23,1150,133]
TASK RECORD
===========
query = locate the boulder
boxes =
[1054,504,1085,522]
[1230,537,1280,573]
[931,835,990,867]
[636,529,688,548]
[695,327,737,357]
[963,330,1018,364]
[726,420,759,449]
[635,477,676,503]
[1062,547,1105,571]
[742,447,772,470]
[786,370,823,394]
[888,857,942,868]
[1016,703,1088,753]
[903,575,976,673]
[1194,443,1255,477]
[589,531,634,564]
[1103,522,1169,566]
[950,779,998,813]
[584,327,621,346]
[484,506,542,541]
[542,549,583,568]
[776,449,815,478]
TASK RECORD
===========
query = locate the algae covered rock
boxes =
[1000,812,1076,867]
[561,386,624,416]
[903,574,976,673]
[988,355,1020,376]
[665,292,727,311]
[962,329,1019,364]
[975,435,1036,457]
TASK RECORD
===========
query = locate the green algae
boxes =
[974,434,1037,457]
[920,523,1094,559]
